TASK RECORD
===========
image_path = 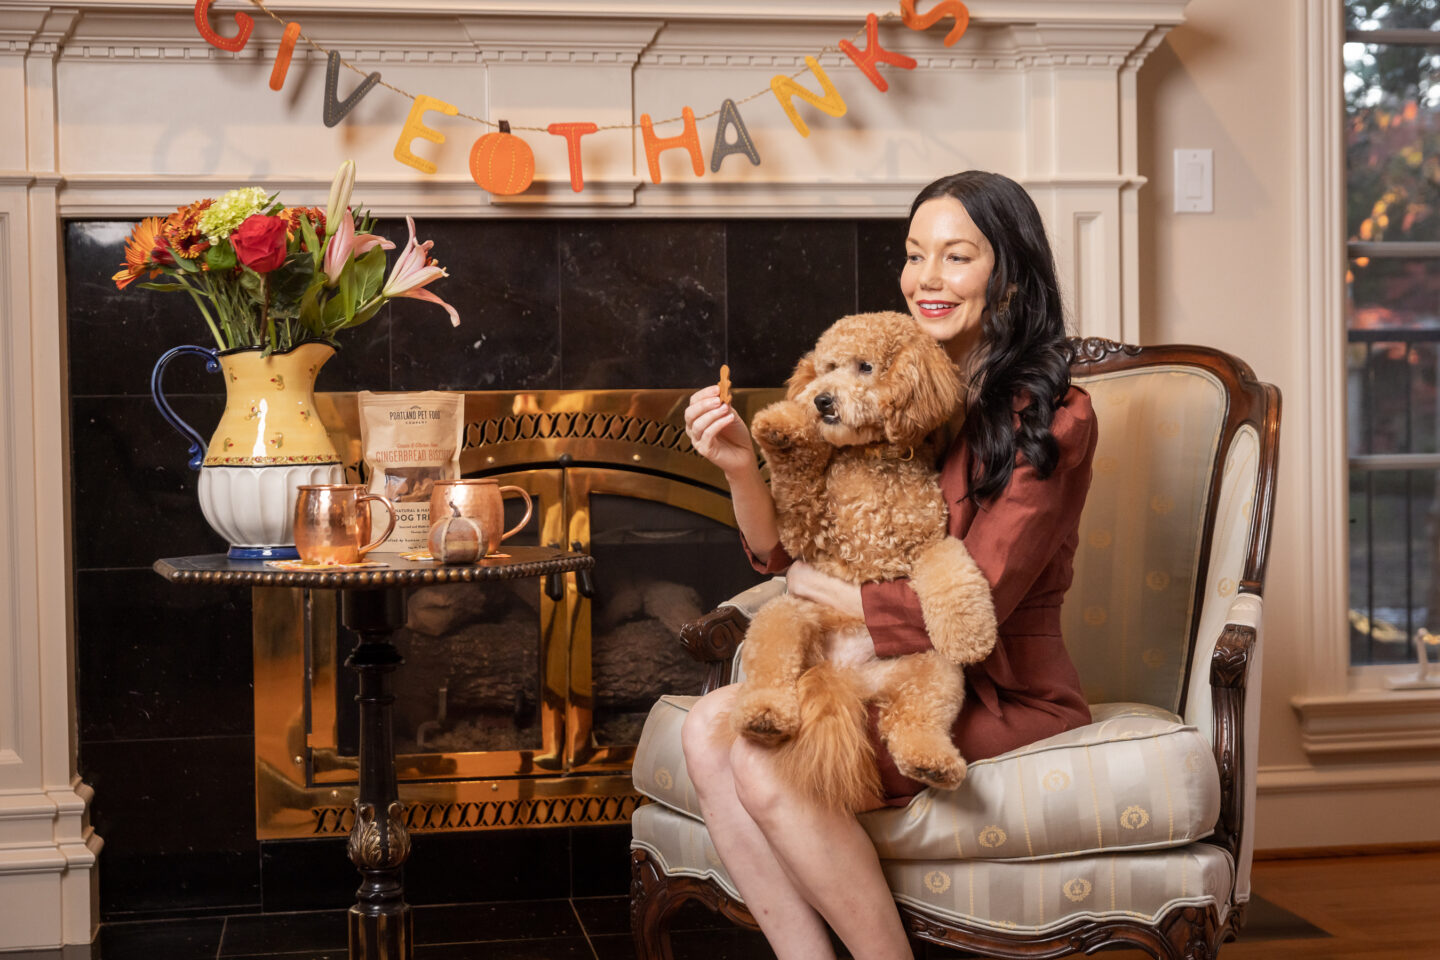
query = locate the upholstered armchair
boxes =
[627,339,1281,960]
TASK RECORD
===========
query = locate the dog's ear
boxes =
[882,337,963,446]
[786,351,819,401]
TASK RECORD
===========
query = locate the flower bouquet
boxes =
[125,161,459,559]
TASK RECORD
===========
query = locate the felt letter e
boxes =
[394,95,459,175]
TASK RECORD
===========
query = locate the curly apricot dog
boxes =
[734,311,998,811]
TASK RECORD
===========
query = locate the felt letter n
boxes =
[771,57,847,138]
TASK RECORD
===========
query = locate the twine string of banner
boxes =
[244,0,904,131]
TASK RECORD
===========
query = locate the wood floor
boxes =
[1103,851,1440,959]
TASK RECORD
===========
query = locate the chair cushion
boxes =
[631,802,1234,935]
[632,697,1220,863]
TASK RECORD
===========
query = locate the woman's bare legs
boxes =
[683,686,837,958]
[681,686,913,960]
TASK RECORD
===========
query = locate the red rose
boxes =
[230,214,290,274]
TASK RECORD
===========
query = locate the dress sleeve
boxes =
[861,392,1097,657]
[740,532,794,575]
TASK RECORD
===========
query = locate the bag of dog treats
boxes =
[358,391,465,550]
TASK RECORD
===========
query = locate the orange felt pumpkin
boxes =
[469,121,535,196]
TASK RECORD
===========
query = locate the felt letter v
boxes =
[323,51,382,128]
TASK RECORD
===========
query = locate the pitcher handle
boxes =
[356,494,398,557]
[497,485,534,543]
[151,345,221,472]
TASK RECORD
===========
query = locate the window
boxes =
[1344,1,1440,671]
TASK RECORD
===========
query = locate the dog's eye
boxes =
[858,361,873,374]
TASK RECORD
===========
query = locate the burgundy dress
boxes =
[745,385,1097,805]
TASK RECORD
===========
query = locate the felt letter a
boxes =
[323,51,382,128]
[771,57,847,138]
[710,99,761,172]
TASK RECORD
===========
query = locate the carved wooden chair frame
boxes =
[629,337,1282,960]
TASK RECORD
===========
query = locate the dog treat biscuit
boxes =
[718,364,732,406]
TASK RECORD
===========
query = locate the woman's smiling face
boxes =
[900,196,996,357]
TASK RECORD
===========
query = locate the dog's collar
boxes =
[860,444,915,461]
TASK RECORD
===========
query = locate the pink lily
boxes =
[322,208,394,286]
[379,216,459,327]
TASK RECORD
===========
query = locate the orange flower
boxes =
[111,217,166,289]
[280,206,326,247]
[164,199,212,260]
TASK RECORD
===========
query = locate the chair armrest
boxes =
[677,577,786,694]
[1208,592,1261,866]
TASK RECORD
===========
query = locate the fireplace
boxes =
[253,386,783,840]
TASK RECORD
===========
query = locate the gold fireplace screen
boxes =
[252,387,782,840]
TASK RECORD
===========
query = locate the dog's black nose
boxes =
[814,394,835,415]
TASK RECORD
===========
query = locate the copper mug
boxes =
[294,484,398,564]
[428,479,533,555]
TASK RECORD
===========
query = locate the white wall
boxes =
[1137,0,1440,850]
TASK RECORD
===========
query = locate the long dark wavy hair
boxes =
[908,171,1071,503]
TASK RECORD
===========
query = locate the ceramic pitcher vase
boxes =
[152,342,345,559]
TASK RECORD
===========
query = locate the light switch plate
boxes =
[1174,148,1213,213]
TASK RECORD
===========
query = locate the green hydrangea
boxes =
[198,187,271,241]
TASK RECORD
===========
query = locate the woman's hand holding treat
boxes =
[685,378,753,480]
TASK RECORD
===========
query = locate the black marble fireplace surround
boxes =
[66,215,909,921]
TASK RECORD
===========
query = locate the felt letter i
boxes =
[269,22,301,92]
[640,108,705,184]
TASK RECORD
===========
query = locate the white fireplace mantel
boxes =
[0,0,1186,948]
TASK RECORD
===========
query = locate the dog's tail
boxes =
[774,661,880,812]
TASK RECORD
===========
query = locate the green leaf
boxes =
[353,245,387,303]
[135,281,185,292]
[267,252,315,320]
[321,290,348,331]
[205,241,237,272]
[170,254,199,274]
[299,213,324,270]
[298,282,324,332]
[337,260,357,326]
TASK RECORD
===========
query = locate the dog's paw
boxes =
[752,401,818,453]
[732,686,801,745]
[892,739,968,790]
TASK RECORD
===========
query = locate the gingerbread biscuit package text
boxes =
[358,391,465,550]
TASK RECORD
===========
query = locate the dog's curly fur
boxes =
[734,311,998,811]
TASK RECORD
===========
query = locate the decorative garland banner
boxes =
[193,0,972,196]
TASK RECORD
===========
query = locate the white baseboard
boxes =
[0,783,102,950]
[1256,762,1440,850]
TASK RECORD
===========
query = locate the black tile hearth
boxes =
[569,825,632,898]
[403,828,574,906]
[71,394,230,569]
[66,221,223,399]
[558,221,726,389]
[383,219,563,391]
[76,569,252,743]
[99,915,225,960]
[82,736,260,916]
[856,219,910,315]
[725,220,856,388]
[218,910,347,956]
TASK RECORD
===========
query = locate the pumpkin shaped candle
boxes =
[428,501,487,564]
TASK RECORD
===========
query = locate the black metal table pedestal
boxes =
[151,548,596,960]
[341,588,412,960]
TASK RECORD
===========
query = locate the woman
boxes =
[681,170,1096,960]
